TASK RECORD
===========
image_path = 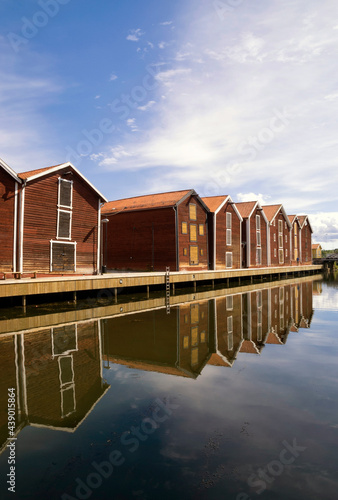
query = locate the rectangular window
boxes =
[257,230,261,247]
[52,324,78,357]
[200,331,206,343]
[286,248,288,258]
[181,222,188,234]
[257,291,262,308]
[191,348,198,366]
[199,224,204,236]
[190,224,197,242]
[189,203,197,220]
[183,336,189,349]
[226,295,233,311]
[200,248,204,256]
[190,245,199,265]
[226,212,232,246]
[228,332,233,351]
[57,210,72,239]
[278,220,283,248]
[183,248,187,256]
[58,178,73,209]
[191,304,199,324]
[279,248,284,264]
[227,315,233,334]
[274,248,277,258]
[191,326,199,346]
[256,247,262,265]
[226,252,232,268]
[256,214,261,230]
[274,233,276,242]
[285,234,288,243]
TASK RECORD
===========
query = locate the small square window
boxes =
[182,222,188,234]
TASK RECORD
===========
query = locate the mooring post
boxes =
[172,283,175,295]
[146,285,150,298]
[73,291,77,303]
[194,281,197,292]
[22,295,26,311]
[114,288,118,303]
[212,279,214,289]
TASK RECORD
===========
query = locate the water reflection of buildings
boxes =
[0,278,316,451]
[102,280,314,374]
[0,320,109,455]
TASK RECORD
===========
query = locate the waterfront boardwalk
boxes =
[0,264,322,302]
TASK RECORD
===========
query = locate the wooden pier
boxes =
[0,264,322,305]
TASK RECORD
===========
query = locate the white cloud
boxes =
[160,21,173,26]
[137,100,156,111]
[126,28,145,42]
[236,193,272,205]
[110,74,118,81]
[126,118,139,132]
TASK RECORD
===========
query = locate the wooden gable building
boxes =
[17,162,107,275]
[0,158,21,274]
[288,215,301,265]
[298,215,313,264]
[262,204,292,266]
[235,201,269,268]
[102,190,209,272]
[201,195,242,270]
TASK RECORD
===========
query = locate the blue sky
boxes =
[1,0,338,248]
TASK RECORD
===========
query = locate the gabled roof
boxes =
[235,201,257,219]
[202,195,243,221]
[102,189,209,214]
[288,215,299,225]
[235,201,269,224]
[0,157,21,183]
[297,215,313,233]
[312,243,321,249]
[262,204,292,228]
[18,162,107,202]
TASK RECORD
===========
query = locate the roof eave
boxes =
[0,158,22,184]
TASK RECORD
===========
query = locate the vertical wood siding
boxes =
[105,207,176,271]
[0,169,15,272]
[268,211,291,266]
[214,202,241,269]
[177,195,209,271]
[22,168,99,274]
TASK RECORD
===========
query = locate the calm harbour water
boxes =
[0,275,337,500]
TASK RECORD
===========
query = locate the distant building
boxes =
[262,204,292,266]
[201,195,242,270]
[235,201,269,268]
[102,190,210,271]
[298,216,313,264]
[312,243,322,259]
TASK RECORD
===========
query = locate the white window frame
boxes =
[226,295,233,311]
[51,324,78,358]
[226,252,233,268]
[57,209,72,240]
[226,212,232,246]
[58,177,73,209]
[50,240,77,272]
[256,247,262,265]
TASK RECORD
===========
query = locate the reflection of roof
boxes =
[266,332,283,344]
[240,340,260,354]
[107,356,195,378]
[207,353,232,367]
[102,189,196,214]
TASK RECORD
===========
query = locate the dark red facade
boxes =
[0,164,19,273]
[103,191,209,272]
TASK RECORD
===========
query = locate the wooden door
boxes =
[52,242,75,271]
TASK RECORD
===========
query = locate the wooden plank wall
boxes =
[0,169,15,272]
[105,207,177,271]
[215,201,241,270]
[268,210,291,266]
[22,169,99,274]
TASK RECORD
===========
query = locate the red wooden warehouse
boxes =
[101,190,210,272]
[201,196,242,270]
[288,215,301,265]
[262,204,292,266]
[0,158,21,274]
[298,215,313,264]
[235,201,269,268]
[17,162,107,275]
